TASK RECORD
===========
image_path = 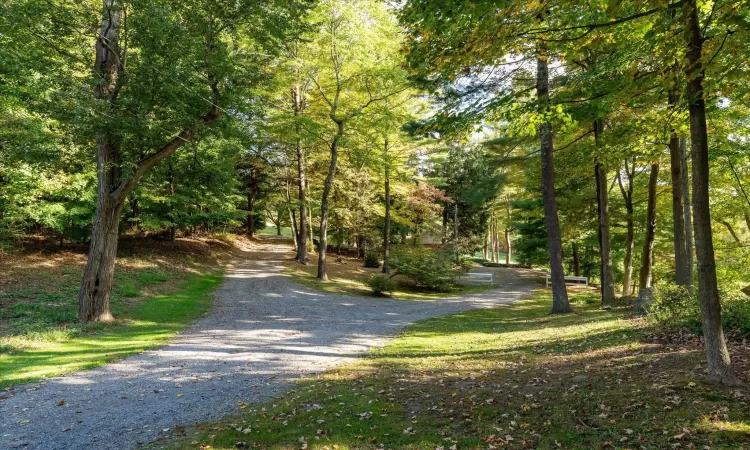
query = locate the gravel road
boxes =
[0,240,542,450]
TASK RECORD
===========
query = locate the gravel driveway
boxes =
[0,240,542,450]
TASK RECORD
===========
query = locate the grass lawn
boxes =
[284,254,492,301]
[0,237,239,388]
[165,291,750,449]
[259,226,294,238]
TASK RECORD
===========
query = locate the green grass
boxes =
[0,271,224,388]
[259,226,293,237]
[165,291,750,449]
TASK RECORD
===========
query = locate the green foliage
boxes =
[391,246,456,292]
[363,252,381,268]
[649,284,700,331]
[365,275,395,296]
[650,285,750,336]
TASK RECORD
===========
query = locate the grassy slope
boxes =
[168,292,750,450]
[0,238,235,388]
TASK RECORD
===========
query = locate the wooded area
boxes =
[1,0,749,393]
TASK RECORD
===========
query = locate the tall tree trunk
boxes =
[168,160,176,242]
[617,162,636,296]
[594,119,615,308]
[680,138,694,290]
[453,203,459,261]
[79,0,123,323]
[572,242,581,277]
[669,100,689,286]
[537,44,572,313]
[247,175,256,237]
[622,202,635,296]
[504,228,511,265]
[293,84,308,263]
[490,215,500,263]
[317,122,343,280]
[505,196,512,264]
[639,163,659,290]
[482,229,488,261]
[684,0,737,384]
[289,208,298,249]
[382,139,391,274]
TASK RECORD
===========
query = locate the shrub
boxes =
[720,288,750,335]
[363,252,380,268]
[648,284,750,336]
[649,284,700,331]
[365,275,396,296]
[390,246,457,292]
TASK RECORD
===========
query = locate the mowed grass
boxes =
[285,253,492,301]
[0,237,237,388]
[165,291,750,449]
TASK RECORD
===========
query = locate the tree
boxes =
[70,0,308,321]
[306,0,408,280]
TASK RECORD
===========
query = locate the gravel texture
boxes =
[0,240,542,450]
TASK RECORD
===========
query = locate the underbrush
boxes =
[649,283,750,336]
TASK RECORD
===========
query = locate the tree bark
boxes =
[594,119,615,308]
[572,242,581,277]
[617,161,636,296]
[293,84,309,263]
[247,171,257,237]
[317,121,344,280]
[79,0,221,322]
[168,160,176,242]
[680,138,694,290]
[684,0,737,384]
[537,44,572,314]
[505,197,512,264]
[504,228,511,265]
[382,137,391,274]
[669,99,689,286]
[639,163,659,290]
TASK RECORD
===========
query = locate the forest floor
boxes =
[0,237,541,450]
[165,291,750,450]
[0,235,245,388]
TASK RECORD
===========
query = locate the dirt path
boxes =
[0,239,543,449]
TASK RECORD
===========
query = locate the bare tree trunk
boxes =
[293,84,308,263]
[617,161,636,296]
[504,228,511,265]
[482,229,488,261]
[680,138,694,290]
[453,203,459,261]
[490,215,500,263]
[684,0,737,385]
[382,138,391,274]
[594,120,615,308]
[505,196,512,264]
[79,0,123,323]
[247,178,256,237]
[669,104,689,286]
[639,163,659,290]
[537,44,571,313]
[168,160,176,242]
[572,242,581,277]
[622,206,634,296]
[289,208,298,249]
[317,122,343,280]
